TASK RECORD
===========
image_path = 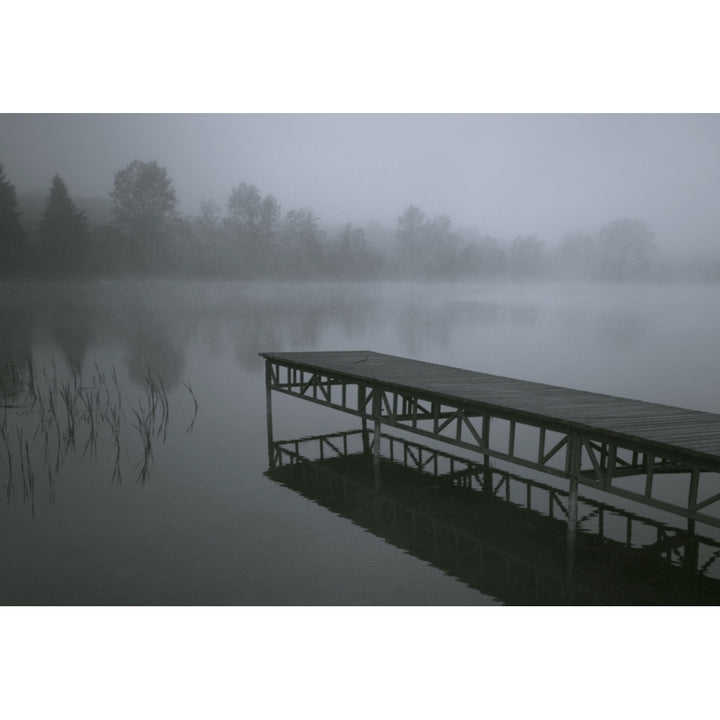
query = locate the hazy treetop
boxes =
[0,114,718,250]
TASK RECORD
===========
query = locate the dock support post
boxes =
[483,458,493,494]
[564,475,579,599]
[359,384,370,455]
[482,415,493,494]
[565,434,581,581]
[684,518,699,573]
[373,387,382,490]
[265,360,275,468]
[684,469,700,572]
[568,478,578,541]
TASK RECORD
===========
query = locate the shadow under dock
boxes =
[266,430,720,605]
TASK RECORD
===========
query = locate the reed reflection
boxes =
[266,429,720,605]
[0,353,198,513]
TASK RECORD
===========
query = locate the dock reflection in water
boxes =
[266,430,720,605]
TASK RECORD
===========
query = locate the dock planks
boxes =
[260,350,720,468]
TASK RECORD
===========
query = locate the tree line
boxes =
[0,158,707,281]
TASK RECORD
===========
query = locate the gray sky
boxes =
[1,113,718,248]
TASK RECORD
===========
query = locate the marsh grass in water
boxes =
[0,353,198,516]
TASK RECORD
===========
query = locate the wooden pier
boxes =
[261,350,720,530]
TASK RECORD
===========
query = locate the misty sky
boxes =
[1,113,718,249]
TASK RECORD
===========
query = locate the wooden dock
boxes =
[260,350,720,529]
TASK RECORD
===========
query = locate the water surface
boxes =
[2,279,720,604]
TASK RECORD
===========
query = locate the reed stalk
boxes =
[1,354,197,504]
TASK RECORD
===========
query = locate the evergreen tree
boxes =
[38,174,89,273]
[0,163,27,274]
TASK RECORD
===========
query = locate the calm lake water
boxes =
[2,278,720,604]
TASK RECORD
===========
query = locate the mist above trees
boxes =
[1,159,716,282]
